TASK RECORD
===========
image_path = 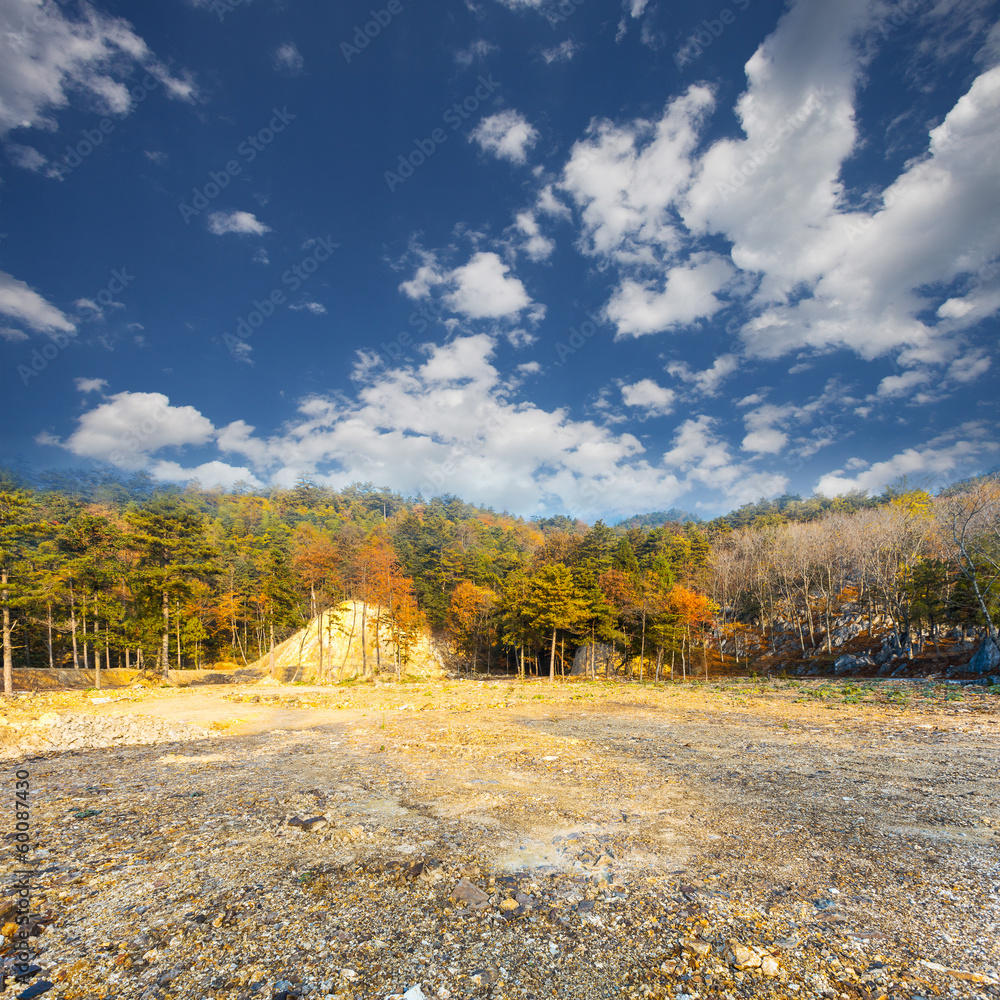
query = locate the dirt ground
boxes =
[2,677,999,1000]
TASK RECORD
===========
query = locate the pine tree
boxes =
[524,563,589,682]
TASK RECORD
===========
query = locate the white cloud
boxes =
[52,337,798,517]
[948,349,991,383]
[4,143,47,172]
[606,254,733,337]
[815,426,1000,496]
[273,42,303,73]
[874,369,929,399]
[541,40,578,63]
[679,4,1000,363]
[0,270,74,335]
[290,301,327,315]
[53,391,216,470]
[666,353,739,396]
[74,377,108,394]
[470,110,539,165]
[455,40,498,67]
[402,251,539,322]
[621,379,675,417]
[559,85,713,261]
[0,0,196,138]
[740,402,792,454]
[253,248,270,266]
[207,211,271,236]
[144,150,167,165]
[0,326,28,342]
[515,211,555,262]
[151,460,262,490]
[446,252,534,319]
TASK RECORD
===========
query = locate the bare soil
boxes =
[2,677,999,999]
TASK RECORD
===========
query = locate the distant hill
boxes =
[616,508,701,530]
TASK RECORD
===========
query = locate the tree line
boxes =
[0,466,997,694]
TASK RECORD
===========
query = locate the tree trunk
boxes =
[176,601,182,670]
[69,584,80,669]
[549,628,557,682]
[361,598,368,680]
[639,609,646,682]
[161,591,170,678]
[82,597,89,670]
[96,623,103,691]
[269,622,275,678]
[47,603,54,669]
[2,567,12,696]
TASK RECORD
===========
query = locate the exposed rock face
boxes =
[967,636,1000,675]
[570,643,618,677]
[248,601,447,682]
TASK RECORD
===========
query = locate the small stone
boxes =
[301,816,329,832]
[729,943,761,968]
[449,878,489,907]
[340,968,358,981]
[499,897,519,911]
[761,954,780,976]
[680,936,711,958]
[16,982,54,999]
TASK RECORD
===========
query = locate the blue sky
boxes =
[1,0,998,520]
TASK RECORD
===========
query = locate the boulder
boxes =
[967,637,1000,675]
[833,655,857,675]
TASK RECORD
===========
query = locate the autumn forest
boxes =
[1,466,998,695]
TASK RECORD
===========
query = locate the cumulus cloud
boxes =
[514,212,555,262]
[51,391,216,470]
[401,251,540,322]
[620,379,675,417]
[0,0,196,139]
[666,354,739,396]
[470,110,539,165]
[152,460,262,490]
[51,337,800,517]
[0,270,75,335]
[559,85,713,261]
[605,254,733,337]
[207,211,271,236]
[815,424,1000,496]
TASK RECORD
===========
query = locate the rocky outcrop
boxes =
[966,636,1000,675]
[247,601,447,683]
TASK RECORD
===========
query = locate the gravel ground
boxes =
[1,677,999,1000]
